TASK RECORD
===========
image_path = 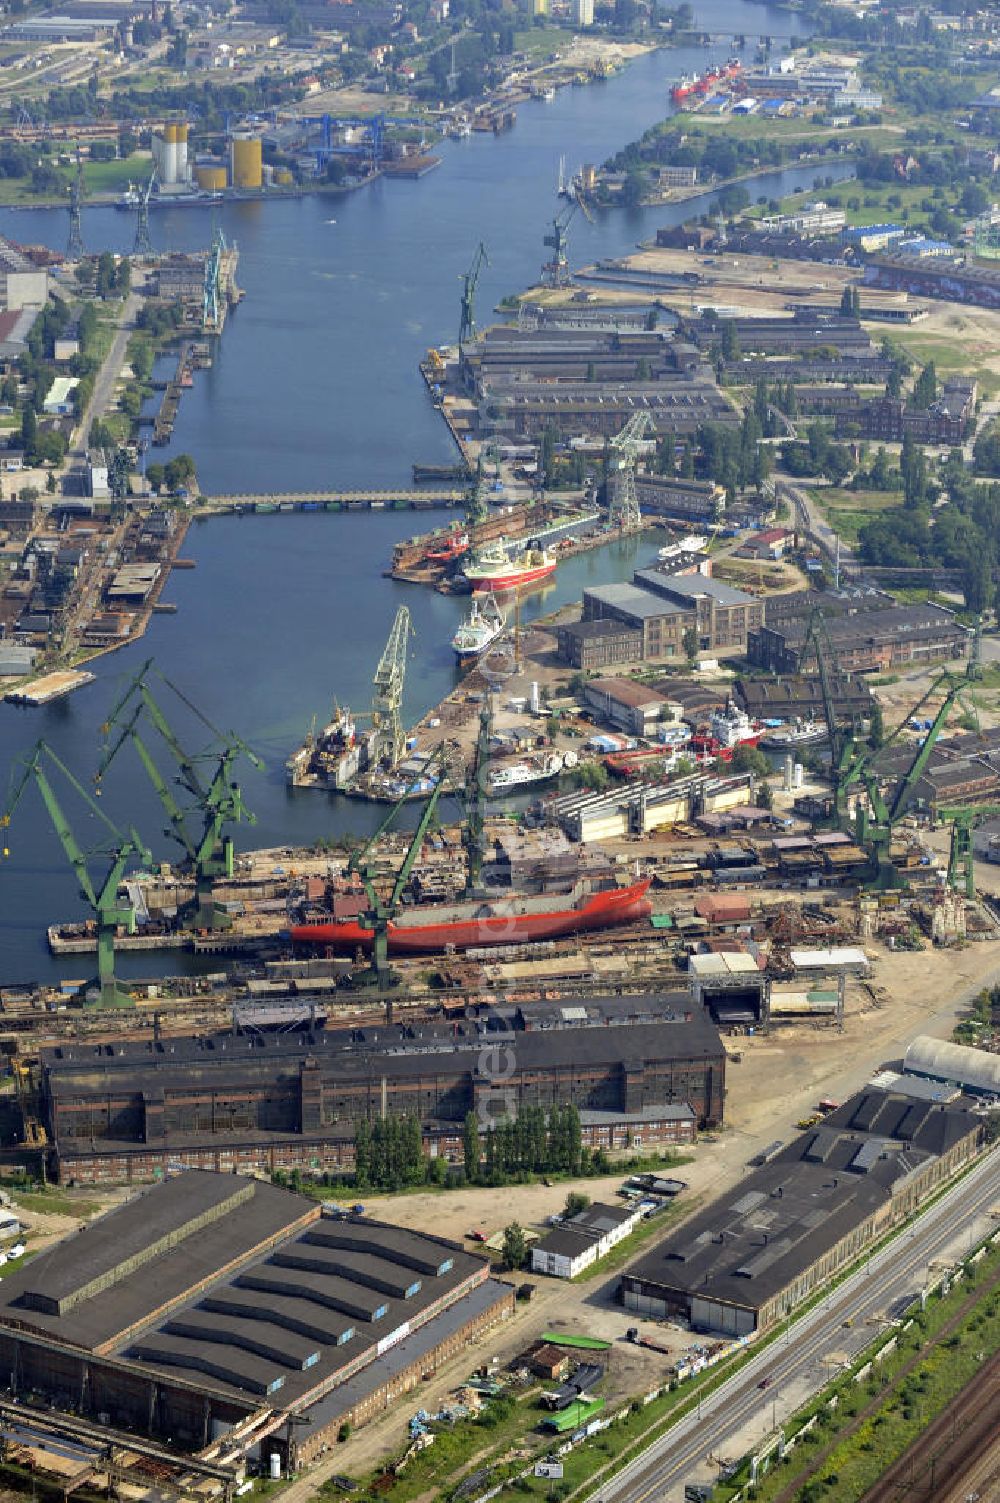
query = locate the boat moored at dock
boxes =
[463,538,557,593]
[290,876,653,955]
[451,594,507,660]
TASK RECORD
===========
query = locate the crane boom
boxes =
[3,741,150,1008]
[371,606,412,768]
[459,241,489,345]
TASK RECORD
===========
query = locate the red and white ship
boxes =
[463,538,557,593]
[671,57,742,106]
[689,703,763,762]
[290,877,653,955]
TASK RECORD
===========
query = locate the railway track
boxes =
[768,1264,1000,1503]
[859,1350,1000,1503]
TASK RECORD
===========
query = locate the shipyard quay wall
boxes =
[44,997,725,1184]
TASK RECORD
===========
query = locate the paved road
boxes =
[70,287,142,465]
[584,1147,1000,1503]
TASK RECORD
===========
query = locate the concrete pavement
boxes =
[583,1147,1000,1503]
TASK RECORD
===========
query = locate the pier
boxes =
[196,488,466,514]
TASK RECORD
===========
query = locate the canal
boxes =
[0,0,853,983]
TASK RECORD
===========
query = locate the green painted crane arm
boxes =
[389,760,448,911]
[887,681,963,823]
[936,804,1000,824]
[139,682,206,799]
[35,765,99,907]
[131,731,198,860]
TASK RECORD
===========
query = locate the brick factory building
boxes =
[0,1171,512,1467]
[42,998,726,1185]
[748,603,967,675]
[620,1088,980,1336]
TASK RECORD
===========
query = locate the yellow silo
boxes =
[231,134,263,190]
[196,162,228,191]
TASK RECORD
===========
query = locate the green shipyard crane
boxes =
[458,241,489,346]
[97,660,262,928]
[608,411,655,532]
[346,744,451,988]
[847,674,972,886]
[937,804,1000,899]
[800,607,864,819]
[463,699,492,895]
[2,741,150,1009]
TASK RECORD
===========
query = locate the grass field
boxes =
[808,486,901,545]
[11,1190,99,1219]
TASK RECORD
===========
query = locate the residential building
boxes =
[572,0,594,24]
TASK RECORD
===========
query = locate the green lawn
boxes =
[514,24,579,60]
[809,487,901,545]
[83,152,153,193]
[10,1190,99,1218]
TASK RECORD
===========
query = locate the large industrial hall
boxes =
[0,1172,513,1469]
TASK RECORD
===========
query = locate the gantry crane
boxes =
[371,606,412,768]
[97,661,262,929]
[937,804,1000,899]
[459,241,489,346]
[463,698,492,896]
[345,744,450,989]
[67,149,84,259]
[2,742,150,1009]
[133,169,155,258]
[607,411,655,531]
[541,188,593,289]
[800,607,864,819]
[845,673,974,886]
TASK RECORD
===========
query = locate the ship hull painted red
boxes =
[291,880,652,955]
[469,561,557,593]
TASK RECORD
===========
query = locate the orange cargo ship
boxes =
[290,878,653,955]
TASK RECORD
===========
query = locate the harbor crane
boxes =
[800,607,865,820]
[843,672,975,886]
[346,744,450,992]
[97,660,262,929]
[458,241,489,346]
[371,606,412,768]
[133,169,155,258]
[2,742,150,1009]
[463,699,492,895]
[66,149,84,259]
[938,803,1000,899]
[608,412,654,531]
[541,189,593,289]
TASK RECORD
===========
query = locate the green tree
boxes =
[911,361,937,410]
[683,626,698,663]
[145,462,165,493]
[720,319,740,362]
[19,404,37,457]
[564,1191,590,1217]
[463,1110,480,1183]
[501,1221,527,1270]
[354,1118,372,1185]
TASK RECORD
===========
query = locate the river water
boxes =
[0,0,852,983]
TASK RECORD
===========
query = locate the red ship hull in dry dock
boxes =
[291,878,652,955]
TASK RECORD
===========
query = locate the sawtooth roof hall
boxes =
[0,1172,512,1468]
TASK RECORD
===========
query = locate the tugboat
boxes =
[451,594,507,661]
[761,718,827,752]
